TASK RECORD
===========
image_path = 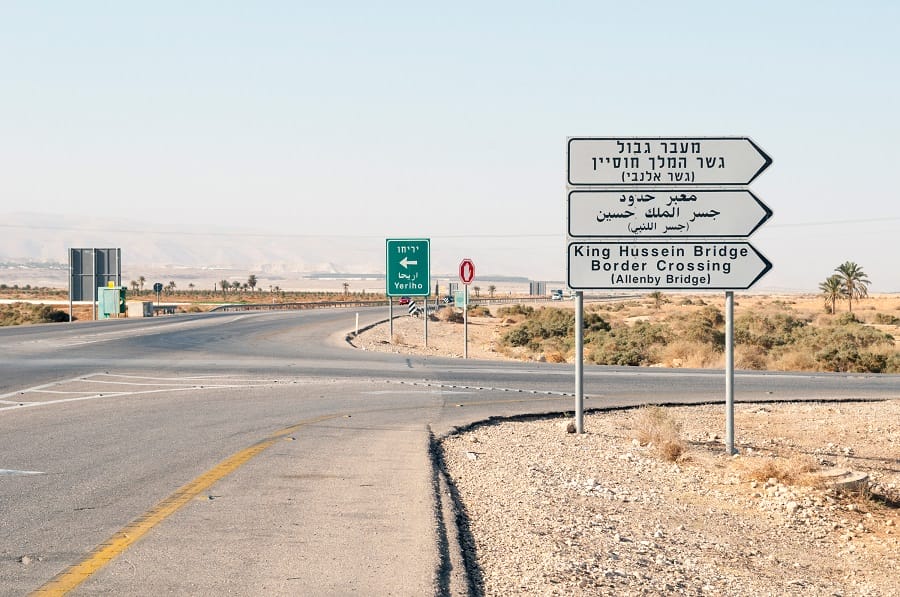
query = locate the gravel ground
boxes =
[353,312,899,595]
[439,401,899,596]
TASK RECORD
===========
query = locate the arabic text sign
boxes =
[567,241,772,290]
[568,189,772,238]
[567,137,772,186]
[385,238,430,296]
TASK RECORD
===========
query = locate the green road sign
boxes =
[386,238,430,296]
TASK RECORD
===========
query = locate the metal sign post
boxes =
[725,291,736,454]
[565,136,772,443]
[575,291,584,433]
[459,259,475,359]
[464,285,468,359]
[386,238,430,345]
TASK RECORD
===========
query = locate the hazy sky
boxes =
[3,1,899,291]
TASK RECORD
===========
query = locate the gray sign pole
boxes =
[575,291,584,433]
[389,299,393,342]
[463,285,468,359]
[68,252,73,323]
[424,296,428,347]
[91,249,97,321]
[725,291,736,454]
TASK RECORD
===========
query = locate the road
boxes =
[1,308,897,595]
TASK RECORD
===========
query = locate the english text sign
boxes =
[567,241,772,290]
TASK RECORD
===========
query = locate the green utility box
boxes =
[98,286,126,318]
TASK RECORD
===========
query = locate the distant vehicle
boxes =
[442,296,453,304]
[398,296,411,305]
[550,289,563,300]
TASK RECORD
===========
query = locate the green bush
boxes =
[497,304,534,317]
[874,313,900,325]
[500,308,611,349]
[586,321,669,366]
[735,312,807,350]
[467,305,491,317]
[836,312,861,325]
[503,326,532,347]
[0,303,71,326]
[669,305,726,349]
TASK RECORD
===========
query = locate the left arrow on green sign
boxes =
[385,239,430,297]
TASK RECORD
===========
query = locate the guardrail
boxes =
[209,300,388,313]
[207,294,640,313]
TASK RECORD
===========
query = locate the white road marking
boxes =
[0,469,45,476]
[0,372,305,413]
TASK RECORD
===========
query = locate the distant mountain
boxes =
[0,212,383,273]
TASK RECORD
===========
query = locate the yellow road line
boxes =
[32,413,340,596]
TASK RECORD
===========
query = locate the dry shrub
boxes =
[436,308,463,323]
[544,351,567,363]
[772,349,818,371]
[633,406,685,462]
[735,345,768,370]
[660,341,721,368]
[391,332,405,345]
[735,455,820,486]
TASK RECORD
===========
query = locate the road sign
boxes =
[568,241,772,290]
[568,189,772,238]
[408,301,421,316]
[386,238,430,296]
[459,258,475,285]
[567,137,772,186]
[453,290,466,308]
[153,282,163,293]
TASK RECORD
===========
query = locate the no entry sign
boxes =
[459,258,475,285]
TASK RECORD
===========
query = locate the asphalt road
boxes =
[1,308,897,595]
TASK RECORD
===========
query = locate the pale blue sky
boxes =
[2,1,899,290]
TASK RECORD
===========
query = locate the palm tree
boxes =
[168,281,176,294]
[188,283,195,292]
[138,276,146,292]
[834,261,870,313]
[819,275,844,314]
[247,274,258,292]
[342,282,350,296]
[219,279,230,298]
[488,284,496,298]
[473,285,480,298]
[130,280,139,292]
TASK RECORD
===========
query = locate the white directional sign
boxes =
[568,189,772,238]
[568,137,772,186]
[568,241,772,290]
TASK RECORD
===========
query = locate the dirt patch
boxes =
[352,310,516,361]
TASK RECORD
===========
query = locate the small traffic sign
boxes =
[153,282,163,293]
[454,290,466,308]
[568,189,772,238]
[568,241,772,290]
[386,239,430,296]
[567,137,772,186]
[459,258,475,285]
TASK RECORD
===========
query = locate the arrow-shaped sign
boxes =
[399,257,418,268]
[568,189,772,238]
[568,241,772,290]
[567,137,772,186]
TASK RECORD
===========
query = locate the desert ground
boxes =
[353,295,899,595]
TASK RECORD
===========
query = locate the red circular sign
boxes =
[459,258,475,285]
